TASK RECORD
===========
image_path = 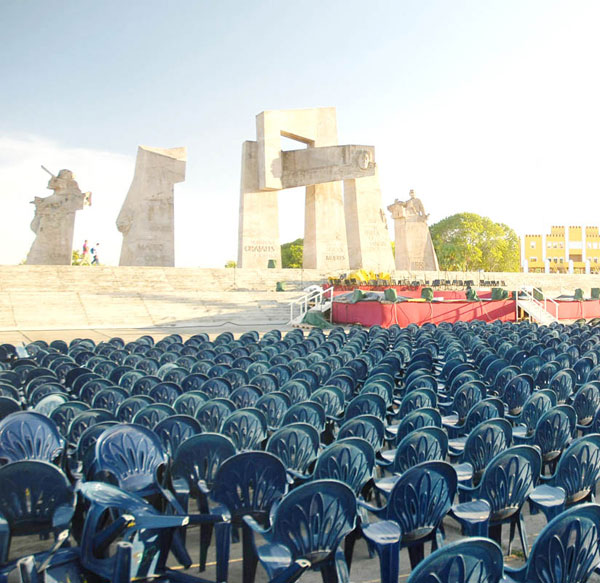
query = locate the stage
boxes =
[331,298,600,327]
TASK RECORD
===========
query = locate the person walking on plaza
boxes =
[91,243,100,265]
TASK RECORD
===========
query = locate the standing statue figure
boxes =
[26,168,91,265]
[387,189,438,271]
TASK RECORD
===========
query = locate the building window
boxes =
[588,242,593,248]
[560,242,564,248]
[559,257,564,263]
[530,241,536,248]
[595,242,598,249]
[530,257,537,262]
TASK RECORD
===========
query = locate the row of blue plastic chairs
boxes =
[2,412,600,583]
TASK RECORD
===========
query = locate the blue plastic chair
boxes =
[534,433,600,519]
[510,390,556,440]
[243,479,357,583]
[153,414,202,458]
[357,460,457,572]
[387,407,442,443]
[441,382,484,429]
[195,399,235,432]
[0,411,64,465]
[397,389,437,417]
[91,386,128,412]
[266,423,320,482]
[219,408,268,451]
[77,481,195,583]
[173,391,208,417]
[572,382,600,432]
[337,414,385,453]
[132,403,177,429]
[149,381,183,405]
[255,392,291,430]
[201,452,288,583]
[377,427,449,494]
[0,397,20,422]
[501,374,533,416]
[0,461,78,581]
[170,433,236,572]
[406,537,504,583]
[456,445,542,557]
[115,395,153,422]
[66,408,116,446]
[504,503,600,582]
[230,385,262,409]
[344,393,387,421]
[548,368,577,404]
[281,401,326,434]
[449,418,512,485]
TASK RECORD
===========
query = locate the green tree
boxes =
[281,238,303,268]
[71,249,91,266]
[430,213,520,272]
[224,260,237,268]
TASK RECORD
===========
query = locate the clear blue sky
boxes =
[2,1,599,266]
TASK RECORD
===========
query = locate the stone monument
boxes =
[388,189,439,271]
[238,107,394,271]
[117,145,186,266]
[26,168,90,265]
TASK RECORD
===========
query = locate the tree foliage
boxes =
[224,260,237,268]
[430,213,520,272]
[281,238,303,268]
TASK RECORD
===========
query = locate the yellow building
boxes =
[522,226,600,274]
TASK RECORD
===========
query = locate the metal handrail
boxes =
[289,286,334,324]
[518,287,559,322]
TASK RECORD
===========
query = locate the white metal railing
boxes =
[517,286,559,322]
[289,285,334,324]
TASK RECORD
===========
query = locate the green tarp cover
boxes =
[302,310,333,329]
[384,288,398,302]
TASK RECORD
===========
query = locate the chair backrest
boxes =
[171,433,236,496]
[266,423,320,474]
[534,405,577,463]
[392,427,448,474]
[0,410,64,464]
[314,437,375,495]
[552,434,600,506]
[395,408,442,443]
[462,418,512,481]
[93,424,168,495]
[269,479,357,562]
[153,414,202,457]
[502,374,533,415]
[337,414,385,452]
[478,445,541,520]
[0,460,74,550]
[573,382,600,426]
[282,401,326,432]
[344,393,387,421]
[149,381,183,405]
[548,369,577,404]
[520,503,600,583]
[518,390,556,435]
[91,386,128,412]
[399,389,437,417]
[385,461,457,542]
[219,408,268,450]
[195,399,235,432]
[132,403,176,429]
[407,537,504,583]
[210,451,287,524]
[311,387,345,418]
[463,398,505,433]
[229,385,262,409]
[451,382,484,422]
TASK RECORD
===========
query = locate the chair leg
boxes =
[199,524,213,572]
[407,543,424,569]
[373,540,400,583]
[215,521,231,583]
[242,522,258,583]
[489,524,502,548]
[17,556,40,583]
[343,526,360,570]
[517,514,529,559]
[113,541,133,583]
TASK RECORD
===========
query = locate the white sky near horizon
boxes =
[1,1,600,267]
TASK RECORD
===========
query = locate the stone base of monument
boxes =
[393,216,439,271]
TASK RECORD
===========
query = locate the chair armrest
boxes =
[243,514,269,536]
[52,503,75,530]
[357,499,384,516]
[503,565,526,582]
[198,479,210,495]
